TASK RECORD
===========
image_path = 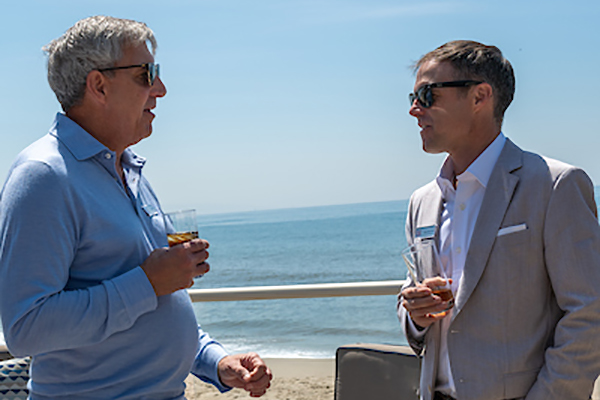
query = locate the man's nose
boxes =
[151,76,167,98]
[409,99,422,117]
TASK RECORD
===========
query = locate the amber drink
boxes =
[164,209,198,247]
[167,231,199,247]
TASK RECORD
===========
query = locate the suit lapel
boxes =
[418,185,444,236]
[452,139,523,317]
[408,181,444,246]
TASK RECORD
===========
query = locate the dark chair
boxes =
[335,343,420,400]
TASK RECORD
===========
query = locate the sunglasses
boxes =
[409,80,483,108]
[97,62,160,86]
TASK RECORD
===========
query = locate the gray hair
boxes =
[413,40,515,126]
[43,16,157,111]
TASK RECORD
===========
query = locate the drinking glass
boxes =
[164,209,199,247]
[401,239,454,316]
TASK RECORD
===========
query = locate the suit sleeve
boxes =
[397,194,429,355]
[526,167,600,399]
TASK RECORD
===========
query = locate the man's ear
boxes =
[473,82,493,109]
[85,70,109,105]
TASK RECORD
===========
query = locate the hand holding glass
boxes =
[165,209,199,247]
[402,240,454,317]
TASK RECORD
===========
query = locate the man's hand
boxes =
[401,277,453,328]
[141,239,210,297]
[218,353,273,397]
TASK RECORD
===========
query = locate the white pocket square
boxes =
[497,223,528,237]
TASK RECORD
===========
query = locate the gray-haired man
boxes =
[0,15,272,399]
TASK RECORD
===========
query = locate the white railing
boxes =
[187,279,406,302]
[1,280,406,355]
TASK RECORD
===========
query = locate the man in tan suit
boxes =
[398,40,600,400]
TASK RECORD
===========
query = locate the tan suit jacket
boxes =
[399,139,600,400]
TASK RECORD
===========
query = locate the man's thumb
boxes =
[233,365,251,382]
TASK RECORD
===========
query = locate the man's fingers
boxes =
[244,366,272,397]
[402,286,439,310]
[195,262,210,277]
[403,298,441,314]
[169,243,209,266]
[183,238,209,251]
[245,363,271,384]
[422,276,450,290]
[218,354,273,396]
[402,285,433,299]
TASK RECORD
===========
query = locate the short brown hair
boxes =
[414,40,515,125]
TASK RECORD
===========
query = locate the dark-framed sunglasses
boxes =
[409,80,483,108]
[97,62,160,86]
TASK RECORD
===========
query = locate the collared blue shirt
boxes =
[0,113,229,399]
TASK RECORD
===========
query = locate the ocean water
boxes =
[192,200,410,359]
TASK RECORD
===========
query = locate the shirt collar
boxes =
[462,132,506,189]
[436,132,506,195]
[50,112,146,168]
[436,157,456,200]
[122,148,146,170]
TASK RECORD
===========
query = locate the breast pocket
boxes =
[490,221,545,296]
[140,202,168,247]
[495,222,530,247]
[497,223,527,237]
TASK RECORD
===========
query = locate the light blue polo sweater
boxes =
[0,113,229,399]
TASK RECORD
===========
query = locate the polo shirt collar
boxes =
[49,113,146,168]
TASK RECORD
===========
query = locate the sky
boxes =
[1,0,599,215]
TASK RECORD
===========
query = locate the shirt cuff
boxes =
[192,334,230,392]
[407,316,429,339]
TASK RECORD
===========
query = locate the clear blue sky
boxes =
[1,0,598,214]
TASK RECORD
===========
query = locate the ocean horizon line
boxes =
[196,184,600,220]
[194,198,410,218]
[195,198,409,228]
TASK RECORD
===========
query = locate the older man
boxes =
[0,16,271,399]
[398,40,600,400]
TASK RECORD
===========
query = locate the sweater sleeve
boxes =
[191,326,231,392]
[0,161,157,356]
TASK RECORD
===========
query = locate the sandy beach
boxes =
[2,345,337,399]
[184,358,335,400]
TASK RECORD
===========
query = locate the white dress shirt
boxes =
[409,132,506,396]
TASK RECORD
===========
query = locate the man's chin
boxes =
[127,129,153,148]
[420,132,438,154]
[422,143,444,155]
[143,124,153,139]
